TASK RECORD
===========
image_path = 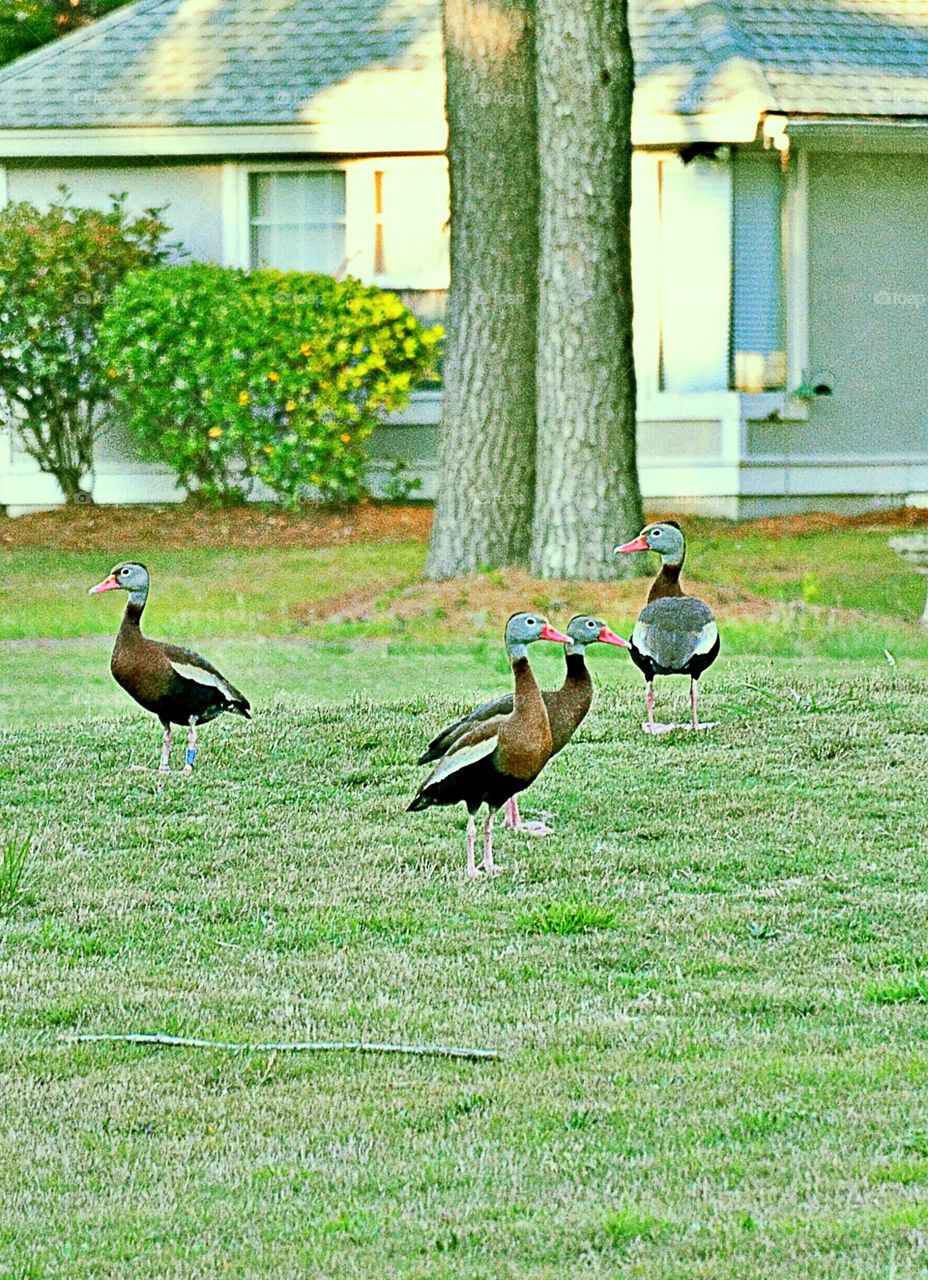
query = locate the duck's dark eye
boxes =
[587,620,596,628]
[651,529,661,538]
[526,618,536,626]
[119,568,130,576]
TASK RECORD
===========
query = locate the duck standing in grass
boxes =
[418,615,628,835]
[408,612,568,877]
[89,562,251,773]
[615,522,719,734]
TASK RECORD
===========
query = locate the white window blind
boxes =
[731,153,785,391]
[658,157,731,393]
[249,171,347,275]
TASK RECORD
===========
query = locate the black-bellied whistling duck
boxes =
[418,614,628,835]
[614,521,719,734]
[89,562,251,773]
[407,612,569,877]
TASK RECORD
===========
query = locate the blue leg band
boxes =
[185,747,197,768]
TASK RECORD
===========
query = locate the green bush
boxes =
[98,264,442,506]
[0,191,172,502]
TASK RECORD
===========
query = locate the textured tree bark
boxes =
[530,0,645,579]
[426,0,539,579]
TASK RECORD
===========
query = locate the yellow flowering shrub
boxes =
[98,264,442,505]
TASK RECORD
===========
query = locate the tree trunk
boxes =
[530,0,644,579]
[426,0,539,579]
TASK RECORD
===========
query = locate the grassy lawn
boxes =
[3,507,928,1276]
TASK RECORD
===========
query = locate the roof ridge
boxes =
[0,0,178,89]
[689,0,777,107]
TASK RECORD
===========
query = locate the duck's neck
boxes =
[648,556,684,602]
[120,588,148,632]
[510,653,544,714]
[561,648,589,687]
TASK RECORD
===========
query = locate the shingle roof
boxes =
[0,0,443,131]
[0,0,925,133]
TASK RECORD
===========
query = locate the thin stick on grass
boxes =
[66,1032,500,1062]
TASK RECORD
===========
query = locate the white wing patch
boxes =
[693,620,719,656]
[425,735,499,789]
[169,659,234,700]
[631,620,653,656]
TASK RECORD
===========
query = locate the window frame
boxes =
[226,157,449,291]
[248,167,350,277]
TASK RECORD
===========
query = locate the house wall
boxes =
[6,146,927,518]
[6,159,225,262]
[0,151,740,517]
[1,160,225,509]
[741,148,928,509]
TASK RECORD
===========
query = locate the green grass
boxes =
[0,635,588,728]
[4,520,928,1274]
[0,542,423,641]
[5,525,928,659]
[0,835,32,913]
[517,899,619,935]
[691,524,926,619]
[3,663,928,1277]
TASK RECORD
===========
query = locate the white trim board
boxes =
[0,123,450,159]
[0,110,764,159]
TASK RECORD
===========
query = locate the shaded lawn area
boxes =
[2,666,928,1277]
[2,506,928,662]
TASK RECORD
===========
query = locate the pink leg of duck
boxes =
[158,726,172,774]
[689,678,716,731]
[643,680,675,735]
[465,814,479,878]
[481,812,502,876]
[504,795,553,837]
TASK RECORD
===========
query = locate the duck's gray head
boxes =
[614,521,686,566]
[88,561,150,597]
[564,614,629,654]
[504,612,569,659]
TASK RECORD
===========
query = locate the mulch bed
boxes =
[4,500,927,554]
[0,500,433,551]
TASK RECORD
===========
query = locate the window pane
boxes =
[249,171,346,274]
[732,154,785,391]
[250,171,346,223]
[659,157,731,394]
[251,222,346,275]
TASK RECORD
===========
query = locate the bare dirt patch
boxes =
[0,501,433,552]
[294,567,817,632]
[690,506,928,540]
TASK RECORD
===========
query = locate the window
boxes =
[249,170,347,275]
[247,159,449,292]
[731,153,786,391]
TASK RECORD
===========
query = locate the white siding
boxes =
[5,162,225,262]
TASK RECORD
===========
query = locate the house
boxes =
[0,0,927,516]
